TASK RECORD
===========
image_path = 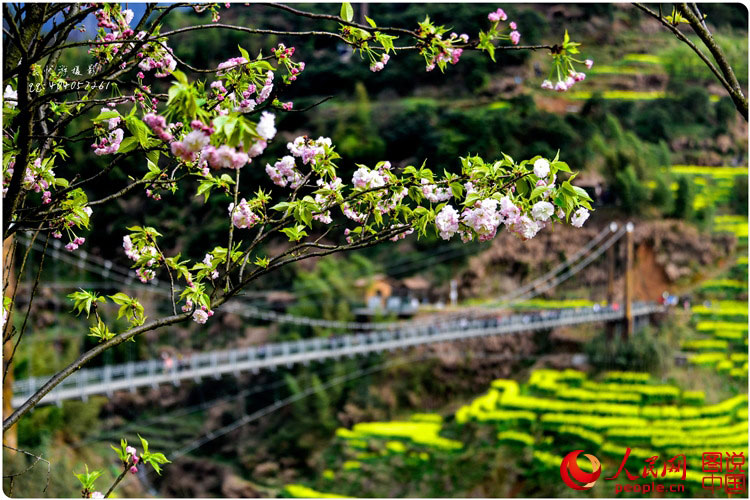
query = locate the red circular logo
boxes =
[560,450,602,490]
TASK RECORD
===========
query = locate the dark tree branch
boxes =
[633,3,747,120]
[266,2,420,38]
[3,311,191,432]
[676,3,748,119]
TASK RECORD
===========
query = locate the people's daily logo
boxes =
[560,450,602,490]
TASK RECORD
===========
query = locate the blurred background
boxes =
[3,3,748,497]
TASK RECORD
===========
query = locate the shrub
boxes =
[585,327,668,373]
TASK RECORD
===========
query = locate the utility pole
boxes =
[623,222,634,339]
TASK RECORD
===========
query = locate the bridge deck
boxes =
[12,303,664,407]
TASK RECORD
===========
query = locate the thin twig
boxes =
[4,232,49,379]
[2,444,51,494]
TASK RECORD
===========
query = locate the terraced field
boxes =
[283,370,747,497]
[684,250,748,380]
[647,167,748,212]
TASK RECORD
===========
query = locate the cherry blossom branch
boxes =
[153,241,178,316]
[7,154,180,235]
[2,66,35,235]
[103,465,128,498]
[222,223,412,304]
[19,2,187,75]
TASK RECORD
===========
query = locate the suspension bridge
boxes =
[11,222,664,408]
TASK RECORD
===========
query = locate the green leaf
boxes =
[93,110,120,123]
[530,185,547,201]
[171,70,188,85]
[340,2,354,22]
[237,44,249,60]
[118,136,138,154]
[515,178,530,197]
[561,180,577,195]
[449,182,464,199]
[365,15,377,28]
[552,161,571,173]
[88,319,115,342]
[125,116,150,148]
[271,201,291,212]
[572,185,593,201]
[300,206,312,227]
[108,293,131,305]
[74,465,103,491]
[139,435,150,455]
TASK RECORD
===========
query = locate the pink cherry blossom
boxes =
[217,57,248,75]
[248,140,267,158]
[352,166,386,190]
[192,308,209,324]
[531,201,554,221]
[436,205,460,240]
[533,158,550,179]
[462,199,501,241]
[420,178,452,203]
[228,198,260,229]
[499,196,521,225]
[204,145,248,170]
[256,112,276,140]
[571,207,590,227]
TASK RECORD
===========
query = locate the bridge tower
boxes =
[606,222,618,340]
[624,222,634,339]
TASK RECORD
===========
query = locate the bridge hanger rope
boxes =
[486,222,618,305]
[486,223,626,307]
[220,223,622,329]
[16,223,623,332]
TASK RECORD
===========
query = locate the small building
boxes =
[353,274,433,319]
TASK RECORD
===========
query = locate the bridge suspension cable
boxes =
[16,222,627,332]
[486,223,626,307]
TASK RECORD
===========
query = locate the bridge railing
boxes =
[12,303,665,406]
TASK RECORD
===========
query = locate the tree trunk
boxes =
[3,236,17,449]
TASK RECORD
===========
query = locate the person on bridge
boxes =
[161,352,174,373]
